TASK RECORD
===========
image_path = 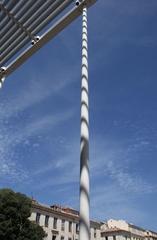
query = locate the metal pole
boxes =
[79,5,90,240]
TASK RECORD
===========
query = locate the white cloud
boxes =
[0,57,78,184]
[31,141,80,190]
[90,136,155,194]
[0,128,28,182]
[90,183,147,224]
[0,65,77,120]
[104,160,154,194]
[15,109,75,143]
[0,107,75,180]
[0,93,76,184]
[29,133,156,196]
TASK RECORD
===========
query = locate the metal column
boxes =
[79,6,90,240]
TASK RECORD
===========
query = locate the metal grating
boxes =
[0,0,74,67]
[0,0,96,82]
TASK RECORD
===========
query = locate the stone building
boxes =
[30,200,101,240]
[30,201,157,240]
[145,231,157,240]
[101,219,157,240]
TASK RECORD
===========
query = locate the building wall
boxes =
[129,226,145,237]
[103,220,146,238]
[30,205,157,240]
[107,220,129,231]
[101,220,157,240]
[30,205,101,240]
[101,232,130,240]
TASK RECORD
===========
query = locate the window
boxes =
[53,217,57,229]
[45,215,49,227]
[113,236,116,240]
[61,237,64,240]
[76,223,79,233]
[68,238,72,240]
[61,219,65,231]
[94,228,97,238]
[105,237,108,240]
[52,236,56,240]
[69,221,72,232]
[36,212,40,224]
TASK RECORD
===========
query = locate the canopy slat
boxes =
[0,0,73,67]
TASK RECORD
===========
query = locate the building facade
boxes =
[101,220,157,240]
[30,200,101,240]
[30,201,157,240]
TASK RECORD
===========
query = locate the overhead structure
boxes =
[0,0,96,83]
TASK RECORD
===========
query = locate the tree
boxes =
[0,188,47,240]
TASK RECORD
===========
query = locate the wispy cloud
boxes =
[29,133,156,195]
[0,65,78,120]
[0,127,28,182]
[90,136,155,194]
[14,109,75,142]
[104,160,154,194]
[0,108,75,182]
[90,183,147,224]
[0,66,76,183]
[89,136,156,224]
[31,140,80,190]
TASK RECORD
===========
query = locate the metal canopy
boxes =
[0,0,96,82]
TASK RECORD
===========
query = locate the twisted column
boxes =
[79,6,90,240]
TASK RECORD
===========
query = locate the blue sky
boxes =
[1,0,157,231]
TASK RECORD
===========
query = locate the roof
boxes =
[129,223,146,232]
[101,228,130,235]
[50,204,79,216]
[31,200,101,227]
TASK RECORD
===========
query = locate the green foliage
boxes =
[0,189,47,240]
